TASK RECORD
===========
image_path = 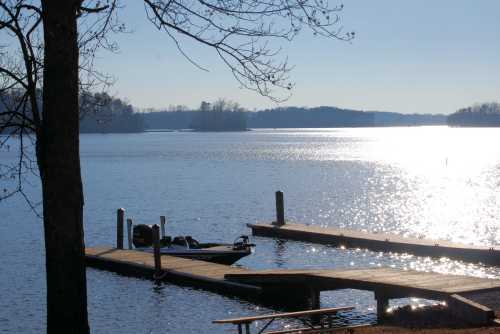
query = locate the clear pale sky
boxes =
[95,1,500,114]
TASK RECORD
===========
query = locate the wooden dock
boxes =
[225,267,500,299]
[248,222,500,266]
[225,267,500,324]
[85,246,500,325]
[85,247,261,298]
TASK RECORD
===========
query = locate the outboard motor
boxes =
[233,235,255,250]
[133,224,153,248]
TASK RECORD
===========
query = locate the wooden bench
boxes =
[213,306,359,334]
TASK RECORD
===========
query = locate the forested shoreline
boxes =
[79,93,144,133]
[0,91,144,134]
[142,105,446,130]
[4,90,499,133]
[447,103,500,127]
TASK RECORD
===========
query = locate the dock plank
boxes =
[85,247,262,298]
[225,268,500,295]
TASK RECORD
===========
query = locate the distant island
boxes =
[447,102,500,127]
[189,100,247,131]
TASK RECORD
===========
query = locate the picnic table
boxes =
[213,306,370,334]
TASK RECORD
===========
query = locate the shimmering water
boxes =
[1,127,500,333]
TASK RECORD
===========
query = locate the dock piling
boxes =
[160,216,166,239]
[309,288,320,310]
[126,218,133,250]
[375,291,389,319]
[116,208,125,249]
[152,224,162,277]
[274,191,285,226]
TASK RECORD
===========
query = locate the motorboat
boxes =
[132,224,255,265]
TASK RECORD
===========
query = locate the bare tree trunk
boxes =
[38,1,89,333]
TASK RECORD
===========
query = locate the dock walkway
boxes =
[225,267,500,299]
[248,222,500,266]
[85,247,260,297]
[225,267,500,324]
[85,246,500,325]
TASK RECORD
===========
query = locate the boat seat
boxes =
[172,236,187,246]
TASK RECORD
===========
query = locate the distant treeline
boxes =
[249,107,446,128]
[15,89,499,133]
[0,90,144,134]
[141,99,247,131]
[79,93,144,133]
[142,106,446,130]
[447,102,500,127]
[190,100,247,131]
[0,89,39,134]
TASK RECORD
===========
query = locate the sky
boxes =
[94,1,500,114]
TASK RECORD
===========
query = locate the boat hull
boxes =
[162,250,251,265]
[136,246,252,265]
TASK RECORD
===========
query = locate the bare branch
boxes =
[0,0,124,211]
[143,0,353,101]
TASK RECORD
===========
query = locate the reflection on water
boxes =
[273,239,288,268]
[1,127,500,333]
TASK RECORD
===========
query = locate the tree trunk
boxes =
[38,1,89,333]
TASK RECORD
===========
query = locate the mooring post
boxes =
[126,218,133,250]
[375,291,389,319]
[160,216,166,239]
[152,224,162,277]
[309,288,321,325]
[274,191,285,226]
[310,288,320,310]
[116,208,125,249]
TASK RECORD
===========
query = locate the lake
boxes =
[1,127,500,333]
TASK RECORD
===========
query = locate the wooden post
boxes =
[152,224,162,277]
[309,289,320,310]
[275,191,285,226]
[309,288,321,325]
[274,191,285,226]
[375,291,389,319]
[160,216,166,239]
[126,218,133,250]
[116,208,125,249]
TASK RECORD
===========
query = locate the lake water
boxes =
[1,127,500,333]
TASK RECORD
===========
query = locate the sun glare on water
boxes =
[275,127,500,247]
[360,127,500,246]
